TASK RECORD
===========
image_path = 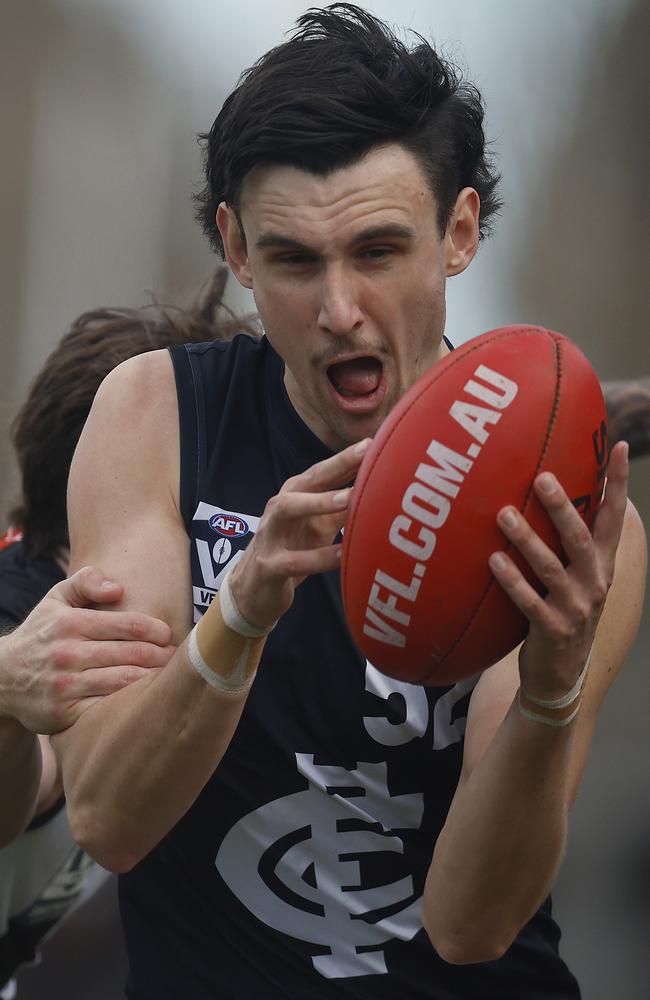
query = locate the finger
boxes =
[270,542,344,579]
[51,566,124,608]
[488,550,555,628]
[71,608,173,647]
[284,439,371,494]
[264,488,351,526]
[530,473,598,576]
[65,664,162,701]
[592,441,629,555]
[496,504,575,600]
[69,639,176,672]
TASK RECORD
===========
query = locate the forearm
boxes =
[424,698,575,964]
[0,716,41,846]
[54,604,263,873]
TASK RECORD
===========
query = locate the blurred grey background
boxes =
[1,1,648,997]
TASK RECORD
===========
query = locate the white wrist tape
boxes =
[186,569,275,695]
[187,626,253,695]
[218,567,276,639]
[517,694,582,728]
[517,646,593,728]
[521,646,593,711]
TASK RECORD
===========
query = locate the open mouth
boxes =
[326,356,383,399]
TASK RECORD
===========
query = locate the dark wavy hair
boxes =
[9,268,259,559]
[195,3,501,257]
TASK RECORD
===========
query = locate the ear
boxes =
[444,187,481,277]
[217,203,253,289]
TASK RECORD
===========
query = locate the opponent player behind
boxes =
[0,269,253,996]
[55,6,646,998]
[603,376,650,459]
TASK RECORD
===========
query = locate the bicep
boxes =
[67,350,192,643]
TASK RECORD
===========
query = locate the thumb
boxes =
[52,566,124,608]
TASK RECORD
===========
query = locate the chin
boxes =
[338,411,390,450]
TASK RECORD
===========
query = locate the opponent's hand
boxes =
[229,439,370,630]
[0,566,175,734]
[488,441,629,701]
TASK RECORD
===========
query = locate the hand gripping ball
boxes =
[341,326,608,686]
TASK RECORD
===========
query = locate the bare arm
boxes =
[0,729,64,848]
[423,447,647,963]
[0,568,172,846]
[603,377,650,459]
[0,714,41,847]
[54,351,366,872]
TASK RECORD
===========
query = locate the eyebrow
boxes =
[255,223,415,253]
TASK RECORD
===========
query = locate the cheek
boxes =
[252,275,311,330]
[253,295,308,369]
[400,287,446,364]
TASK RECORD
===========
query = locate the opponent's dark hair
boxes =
[9,269,259,559]
[195,3,501,257]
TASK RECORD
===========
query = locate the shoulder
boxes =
[89,350,177,461]
[97,348,176,415]
[171,331,264,364]
[167,332,267,395]
[70,349,180,516]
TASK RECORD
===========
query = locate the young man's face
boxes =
[219,143,479,451]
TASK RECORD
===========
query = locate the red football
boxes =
[341,326,608,685]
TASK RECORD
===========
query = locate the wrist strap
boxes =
[187,626,255,695]
[518,690,582,727]
[219,566,276,638]
[518,646,593,728]
[186,570,274,695]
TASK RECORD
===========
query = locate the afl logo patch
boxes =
[209,513,250,538]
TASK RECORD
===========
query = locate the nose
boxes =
[317,265,364,336]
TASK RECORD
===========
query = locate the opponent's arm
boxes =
[54,350,366,872]
[0,713,41,847]
[0,729,63,849]
[603,378,650,458]
[0,568,172,845]
[423,444,646,963]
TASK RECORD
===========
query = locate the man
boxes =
[55,7,646,999]
[0,269,252,996]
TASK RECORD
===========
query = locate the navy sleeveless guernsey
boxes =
[120,334,580,1000]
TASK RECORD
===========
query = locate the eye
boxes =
[358,246,395,261]
[276,253,317,267]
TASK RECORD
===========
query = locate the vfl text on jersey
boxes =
[192,502,260,621]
